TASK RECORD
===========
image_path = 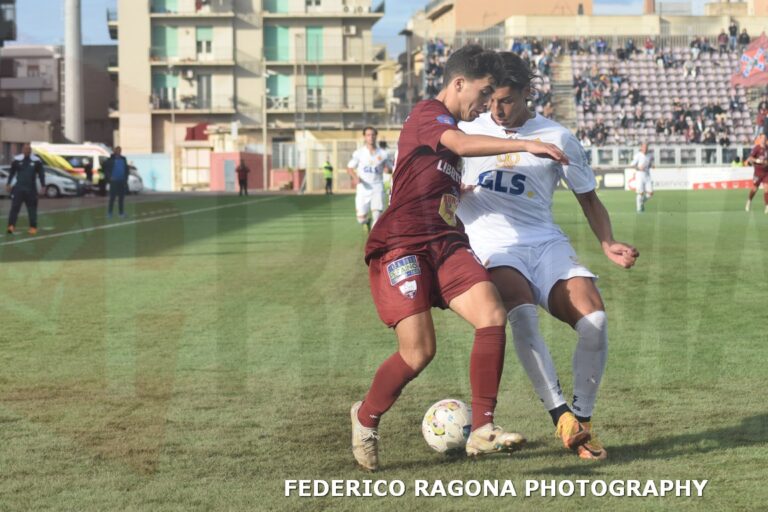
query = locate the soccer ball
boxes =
[421,399,472,453]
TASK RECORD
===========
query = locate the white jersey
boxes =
[457,113,596,248]
[347,146,391,186]
[630,151,653,172]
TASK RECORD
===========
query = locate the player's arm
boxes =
[36,161,46,188]
[575,190,639,269]
[439,130,568,163]
[6,161,17,190]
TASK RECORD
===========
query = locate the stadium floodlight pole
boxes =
[399,28,413,111]
[168,64,178,190]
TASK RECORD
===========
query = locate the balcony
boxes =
[263,0,383,17]
[264,44,383,66]
[150,0,234,18]
[150,93,235,114]
[108,54,118,74]
[106,8,118,39]
[150,45,235,66]
[266,86,386,113]
[0,76,52,90]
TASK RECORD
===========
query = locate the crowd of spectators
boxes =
[572,27,754,147]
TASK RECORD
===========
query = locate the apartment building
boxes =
[109,0,387,158]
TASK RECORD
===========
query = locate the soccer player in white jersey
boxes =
[630,143,654,213]
[457,52,639,460]
[347,127,392,232]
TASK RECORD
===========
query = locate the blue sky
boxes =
[11,0,707,55]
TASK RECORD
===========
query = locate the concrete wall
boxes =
[118,0,152,153]
[209,151,270,190]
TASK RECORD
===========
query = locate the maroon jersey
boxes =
[750,145,768,173]
[365,100,466,263]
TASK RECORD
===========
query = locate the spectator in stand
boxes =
[644,37,655,55]
[568,39,579,55]
[718,30,729,55]
[624,38,636,56]
[596,37,608,55]
[684,119,698,143]
[522,37,532,54]
[729,20,739,50]
[694,114,706,136]
[618,109,630,129]
[425,79,439,99]
[610,82,622,106]
[702,126,717,145]
[435,38,445,56]
[702,101,716,121]
[511,38,523,54]
[633,105,646,127]
[592,118,608,145]
[729,93,742,111]
[578,37,589,55]
[690,38,702,60]
[609,66,623,86]
[532,38,543,55]
[548,36,562,57]
[655,117,666,134]
[731,156,743,167]
[629,85,643,106]
[683,58,698,78]
[738,29,750,50]
[427,38,435,56]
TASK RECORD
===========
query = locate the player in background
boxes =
[457,52,638,461]
[351,45,568,472]
[347,127,392,232]
[630,143,654,213]
[745,135,768,213]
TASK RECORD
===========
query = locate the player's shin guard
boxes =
[508,304,566,411]
[470,325,506,431]
[572,311,608,419]
[358,352,419,428]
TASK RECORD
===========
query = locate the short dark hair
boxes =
[497,52,536,91]
[442,45,504,88]
[362,126,378,136]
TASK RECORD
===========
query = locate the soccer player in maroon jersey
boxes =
[350,45,568,471]
[745,135,768,213]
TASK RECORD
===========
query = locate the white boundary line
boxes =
[0,196,280,247]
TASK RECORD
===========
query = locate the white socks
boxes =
[371,209,381,228]
[572,311,608,419]
[508,304,565,410]
[509,304,608,420]
[636,193,643,212]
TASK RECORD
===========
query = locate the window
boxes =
[196,26,213,60]
[306,0,321,6]
[307,74,323,109]
[21,91,41,104]
[27,65,40,77]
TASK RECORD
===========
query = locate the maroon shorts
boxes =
[753,167,768,185]
[368,238,491,328]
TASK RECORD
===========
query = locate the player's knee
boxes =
[574,310,607,351]
[483,304,508,328]
[507,303,538,329]
[401,346,435,371]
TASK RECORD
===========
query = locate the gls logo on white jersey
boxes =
[477,170,527,195]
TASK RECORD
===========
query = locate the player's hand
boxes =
[603,241,639,269]
[459,183,476,196]
[524,141,569,164]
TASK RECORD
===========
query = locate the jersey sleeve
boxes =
[347,150,359,169]
[417,102,460,152]
[561,134,596,194]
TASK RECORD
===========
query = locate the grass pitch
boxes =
[0,190,766,511]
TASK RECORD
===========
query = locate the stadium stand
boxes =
[572,43,753,146]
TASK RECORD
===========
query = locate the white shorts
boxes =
[355,182,385,216]
[478,238,596,312]
[635,171,653,195]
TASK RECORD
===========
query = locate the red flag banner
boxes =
[731,33,768,88]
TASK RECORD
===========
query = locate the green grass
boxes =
[0,190,766,511]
